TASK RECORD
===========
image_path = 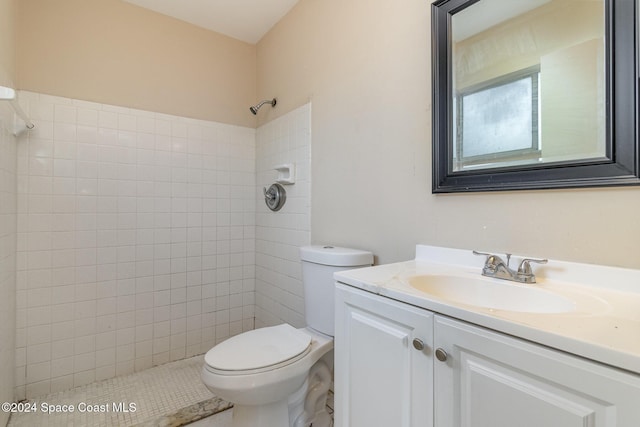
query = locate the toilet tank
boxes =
[300,246,373,336]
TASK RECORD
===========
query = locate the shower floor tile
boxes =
[8,355,230,427]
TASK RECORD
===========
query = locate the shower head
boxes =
[250,98,277,115]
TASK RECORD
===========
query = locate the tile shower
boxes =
[12,91,312,404]
[255,103,311,330]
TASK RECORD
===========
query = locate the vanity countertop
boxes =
[334,245,640,374]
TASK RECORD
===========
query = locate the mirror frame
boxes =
[432,0,640,193]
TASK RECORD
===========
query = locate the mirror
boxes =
[432,0,640,192]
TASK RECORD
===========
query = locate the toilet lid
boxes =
[205,324,312,371]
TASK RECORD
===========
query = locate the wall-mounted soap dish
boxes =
[274,163,295,185]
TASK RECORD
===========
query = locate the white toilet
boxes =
[201,245,373,427]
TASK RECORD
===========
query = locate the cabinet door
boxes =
[335,284,434,427]
[434,315,640,427]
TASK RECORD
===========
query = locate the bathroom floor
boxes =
[190,391,334,427]
[7,355,231,427]
[8,354,334,427]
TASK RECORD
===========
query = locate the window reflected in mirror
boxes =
[455,66,540,170]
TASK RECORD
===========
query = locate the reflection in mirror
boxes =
[432,0,640,192]
[451,0,605,172]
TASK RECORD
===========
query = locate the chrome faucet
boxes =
[473,251,548,284]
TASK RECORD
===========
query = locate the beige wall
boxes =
[0,0,15,87]
[16,0,257,127]
[257,0,640,269]
[541,39,603,158]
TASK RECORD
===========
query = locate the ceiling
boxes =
[122,0,300,44]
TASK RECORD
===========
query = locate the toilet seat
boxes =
[205,324,312,375]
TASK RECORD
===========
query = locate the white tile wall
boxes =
[0,100,18,427]
[255,103,312,328]
[15,92,256,399]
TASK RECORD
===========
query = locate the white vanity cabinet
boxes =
[335,284,640,427]
[434,316,640,427]
[334,284,434,427]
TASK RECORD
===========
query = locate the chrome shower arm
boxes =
[250,98,277,115]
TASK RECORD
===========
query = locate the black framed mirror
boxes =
[432,0,640,193]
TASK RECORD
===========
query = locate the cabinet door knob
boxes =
[412,338,425,351]
[435,348,448,362]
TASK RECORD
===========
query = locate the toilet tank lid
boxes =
[300,245,373,267]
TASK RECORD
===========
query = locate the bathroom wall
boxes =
[15,0,256,127]
[257,0,640,269]
[15,91,256,399]
[0,0,15,88]
[254,103,311,329]
[0,0,17,424]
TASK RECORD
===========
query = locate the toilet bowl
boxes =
[202,325,334,427]
[201,245,373,427]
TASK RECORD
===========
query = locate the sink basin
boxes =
[407,274,576,313]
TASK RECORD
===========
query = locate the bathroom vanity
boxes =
[333,246,640,427]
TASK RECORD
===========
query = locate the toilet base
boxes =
[232,401,289,427]
[231,401,331,427]
[289,352,333,427]
[230,353,333,427]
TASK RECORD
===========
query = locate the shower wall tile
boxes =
[0,102,18,427]
[255,103,311,329]
[15,91,256,399]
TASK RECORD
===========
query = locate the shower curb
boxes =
[131,396,233,427]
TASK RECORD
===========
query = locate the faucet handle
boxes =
[517,258,548,280]
[472,250,492,258]
[473,251,502,273]
[473,251,510,266]
[472,250,495,265]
